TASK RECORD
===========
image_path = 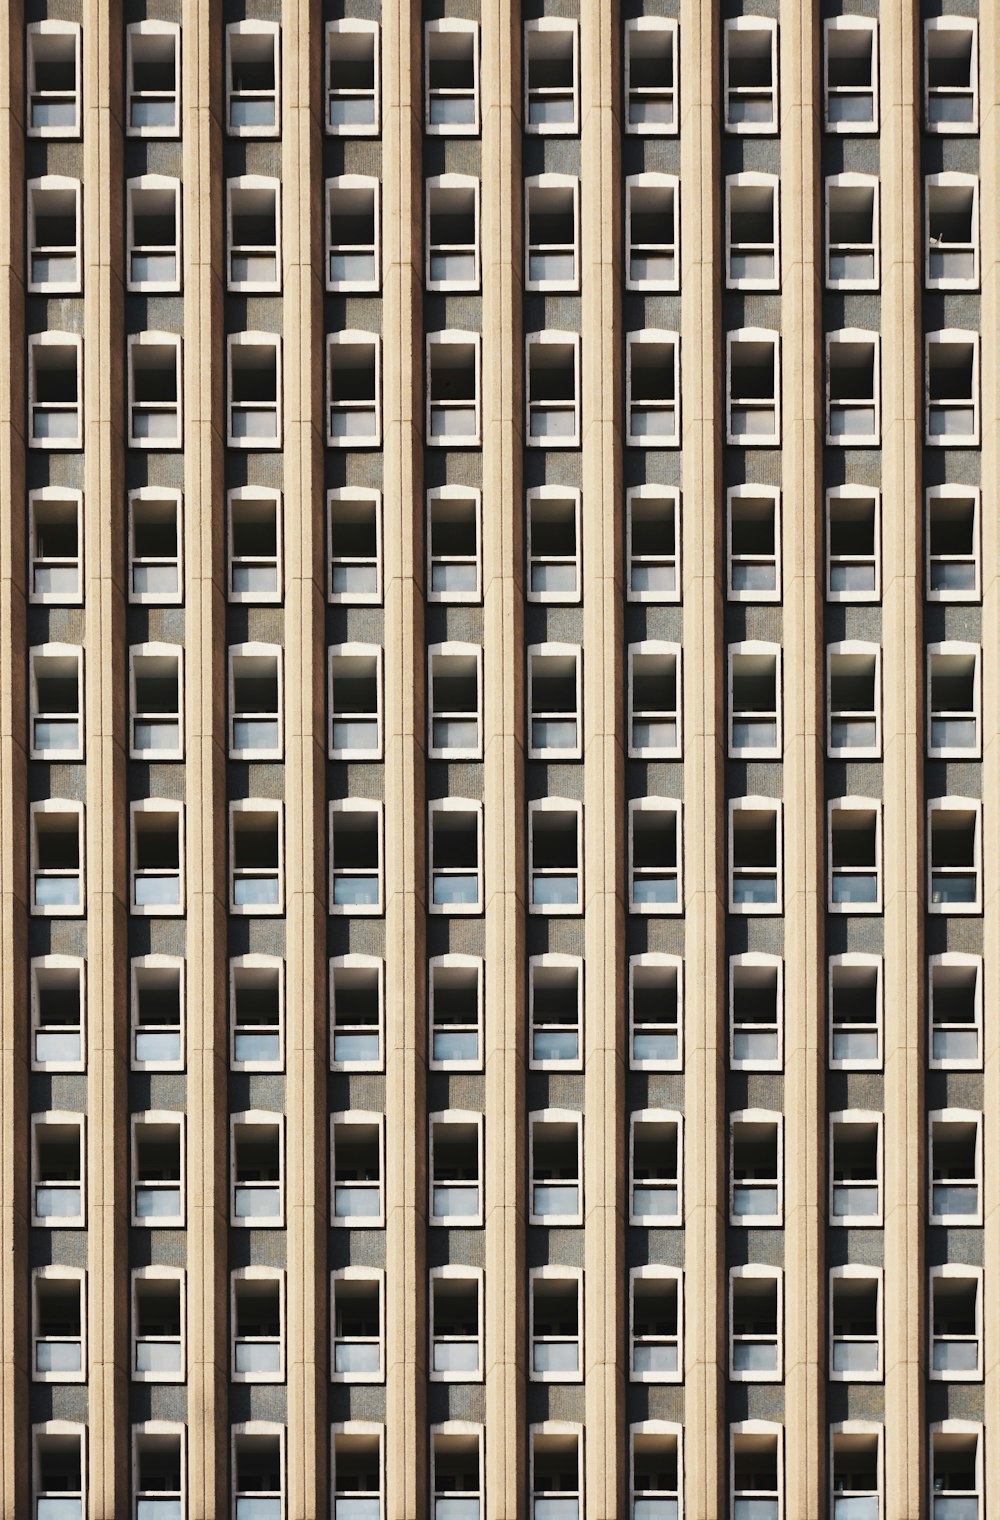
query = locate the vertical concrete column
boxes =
[283,0,329,1513]
[481,2,526,1512]
[182,0,227,1512]
[679,2,725,1515]
[83,0,128,1510]
[881,4,925,1514]
[779,3,825,1514]
[580,4,625,1515]
[0,5,28,1513]
[383,1,427,1513]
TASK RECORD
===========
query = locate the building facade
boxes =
[1,0,998,1515]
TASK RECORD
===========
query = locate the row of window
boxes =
[25,326,987,452]
[26,482,983,610]
[28,945,986,1079]
[23,14,981,143]
[27,169,984,299]
[29,1105,989,1234]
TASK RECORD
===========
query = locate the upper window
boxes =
[726,175,779,291]
[427,331,481,447]
[829,1111,883,1227]
[631,1424,682,1520]
[829,954,882,1072]
[427,486,481,604]
[31,800,85,917]
[826,330,880,446]
[930,1423,983,1520]
[729,800,783,916]
[227,178,281,294]
[624,18,678,134]
[830,1268,883,1382]
[730,953,783,1072]
[127,332,183,451]
[429,800,483,916]
[126,23,180,137]
[327,332,381,449]
[926,174,979,291]
[329,643,383,761]
[27,22,82,138]
[29,488,83,606]
[127,175,182,295]
[527,487,580,604]
[826,174,879,291]
[33,1267,86,1384]
[131,954,185,1073]
[627,330,680,448]
[228,333,282,448]
[429,1270,483,1378]
[429,1112,483,1228]
[929,954,982,1072]
[28,332,82,451]
[724,19,778,134]
[525,175,579,293]
[926,331,979,446]
[928,799,981,916]
[526,332,581,449]
[31,955,85,1073]
[229,802,284,917]
[531,1424,583,1517]
[928,1110,982,1226]
[134,1425,186,1515]
[330,801,384,917]
[729,1266,782,1383]
[524,20,579,136]
[329,488,382,605]
[826,486,880,602]
[728,642,781,759]
[631,1266,683,1383]
[729,1110,782,1226]
[529,1108,582,1226]
[428,643,481,761]
[326,20,380,136]
[131,1112,185,1228]
[625,173,678,293]
[33,1422,87,1519]
[425,20,480,135]
[131,1268,185,1383]
[927,642,980,759]
[727,487,780,603]
[228,488,282,605]
[427,175,479,293]
[27,177,82,295]
[332,1425,385,1520]
[330,955,384,1073]
[727,329,780,444]
[30,643,83,761]
[332,1268,384,1384]
[926,486,980,603]
[924,19,978,134]
[629,798,682,915]
[529,955,582,1072]
[429,955,484,1072]
[824,18,878,133]
[628,641,681,760]
[530,1271,583,1382]
[130,801,185,917]
[230,644,282,761]
[231,1268,285,1382]
[231,1112,285,1229]
[529,799,583,915]
[630,1109,682,1226]
[130,642,184,762]
[129,489,183,606]
[32,1112,86,1228]
[930,1267,982,1383]
[627,486,680,603]
[828,797,882,914]
[827,641,881,760]
[630,953,682,1073]
[328,175,379,294]
[226,22,280,137]
[232,1425,285,1520]
[529,643,581,761]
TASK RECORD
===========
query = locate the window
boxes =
[630,1110,682,1226]
[529,1109,582,1226]
[129,643,182,761]
[530,1271,583,1382]
[624,18,678,134]
[826,174,879,289]
[830,1268,882,1381]
[730,1111,782,1226]
[232,1425,285,1520]
[427,331,481,446]
[730,1266,782,1382]
[131,1113,184,1227]
[28,332,82,449]
[125,175,181,296]
[229,802,284,916]
[727,330,780,443]
[332,1424,384,1520]
[425,20,480,135]
[330,800,384,915]
[627,486,680,602]
[432,1425,484,1517]
[429,800,483,915]
[426,175,479,292]
[230,956,283,1073]
[231,1113,284,1228]
[330,955,384,1072]
[131,955,185,1072]
[625,173,678,292]
[133,1424,185,1518]
[525,175,579,292]
[729,800,782,914]
[33,1268,85,1382]
[30,644,83,760]
[629,798,682,914]
[530,955,582,1071]
[824,18,878,132]
[631,1267,682,1384]
[332,1112,385,1227]
[926,174,979,290]
[328,644,382,760]
[727,488,780,602]
[427,487,481,603]
[31,800,85,917]
[829,955,882,1071]
[332,1269,384,1383]
[131,1268,184,1383]
[526,487,580,603]
[928,799,981,914]
[728,642,781,758]
[429,1273,484,1380]
[126,22,179,136]
[330,488,381,604]
[630,953,682,1072]
[127,332,182,449]
[627,330,680,447]
[327,332,380,447]
[27,176,81,294]
[827,642,880,758]
[228,333,282,447]
[926,331,979,445]
[232,1269,285,1382]
[929,1110,982,1225]
[429,1112,483,1227]
[928,643,980,758]
[529,799,583,914]
[227,644,281,759]
[830,1113,882,1227]
[924,19,978,133]
[226,22,280,137]
[227,178,281,293]
[826,486,880,601]
[730,954,783,1071]
[926,486,980,602]
[526,331,581,447]
[28,488,83,605]
[524,20,579,135]
[228,488,282,604]
[130,801,184,916]
[31,956,85,1073]
[930,1268,982,1382]
[129,489,182,605]
[724,19,778,133]
[831,1424,882,1519]
[327,174,380,293]
[731,1424,782,1520]
[27,22,81,138]
[726,175,779,290]
[531,1425,583,1519]
[930,1423,982,1520]
[34,1422,87,1518]
[326,20,380,135]
[429,955,483,1071]
[828,799,882,913]
[826,331,879,445]
[631,1424,682,1520]
[528,644,581,760]
[929,954,982,1071]
[427,644,481,762]
[628,642,680,760]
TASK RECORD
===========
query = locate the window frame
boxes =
[626,484,681,604]
[728,797,783,916]
[826,484,881,603]
[331,1266,385,1385]
[327,173,381,295]
[729,1108,783,1228]
[27,174,83,295]
[427,642,482,762]
[327,330,381,449]
[925,329,980,447]
[329,799,384,917]
[631,1422,683,1520]
[529,952,583,1074]
[628,640,681,761]
[31,1111,86,1228]
[331,1110,386,1230]
[529,1269,584,1385]
[728,639,782,759]
[128,487,183,607]
[424,19,481,138]
[125,21,180,140]
[525,329,581,450]
[729,1421,784,1519]
[828,952,883,1073]
[130,1109,185,1229]
[426,329,482,448]
[28,330,83,451]
[523,18,580,137]
[723,17,779,135]
[729,951,784,1074]
[231,1422,285,1520]
[829,1109,884,1229]
[929,1265,983,1384]
[130,953,186,1074]
[728,1264,783,1384]
[30,798,85,918]
[229,953,285,1075]
[329,641,384,761]
[32,1265,86,1384]
[330,954,385,1075]
[726,485,781,604]
[826,639,882,760]
[928,1108,983,1227]
[228,799,284,918]
[725,173,780,292]
[225,20,281,139]
[28,486,84,606]
[31,953,86,1074]
[827,796,883,915]
[528,641,582,761]
[630,1264,683,1386]
[131,1421,187,1520]
[726,327,781,444]
[33,1421,87,1516]
[129,640,184,763]
[625,171,679,294]
[529,796,583,916]
[624,17,679,137]
[925,172,979,292]
[828,1270,884,1382]
[227,487,283,605]
[823,16,879,135]
[829,1421,883,1518]
[431,1422,486,1516]
[429,953,484,1074]
[230,1110,285,1230]
[629,796,683,915]
[629,952,683,1074]
[825,172,880,292]
[227,330,283,448]
[226,176,281,295]
[524,172,580,294]
[926,640,980,760]
[26,21,82,140]
[426,484,482,605]
[626,327,680,448]
[429,1109,484,1229]
[826,328,881,446]
[325,19,381,138]
[926,484,980,604]
[630,1107,683,1228]
[125,173,182,296]
[526,484,581,605]
[924,18,978,135]
[428,1270,485,1384]
[329,487,382,606]
[929,952,982,1074]
[29,641,84,762]
[529,1106,583,1227]
[127,330,183,451]
[530,1422,584,1517]
[130,1266,186,1385]
[130,798,185,917]
[929,1421,984,1520]
[927,797,982,916]
[428,798,484,917]
[425,173,480,293]
[332,1422,385,1520]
